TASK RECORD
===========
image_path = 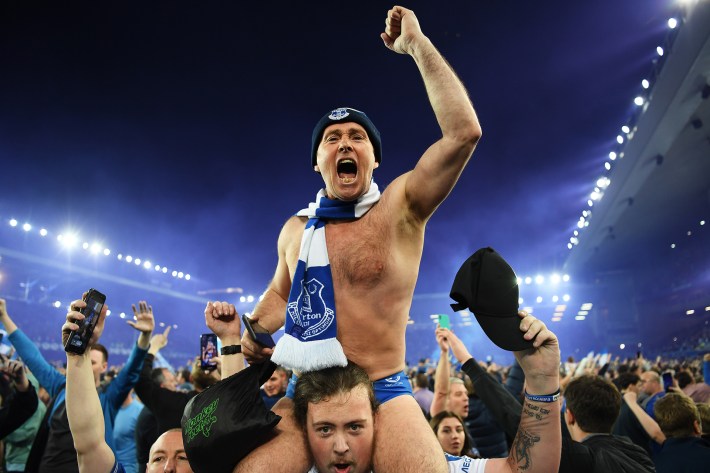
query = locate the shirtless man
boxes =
[241,6,482,472]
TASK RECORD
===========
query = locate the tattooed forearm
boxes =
[506,402,548,471]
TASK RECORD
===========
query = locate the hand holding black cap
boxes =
[449,247,535,351]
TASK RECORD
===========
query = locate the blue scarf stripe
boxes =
[271,182,381,372]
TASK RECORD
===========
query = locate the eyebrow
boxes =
[312,419,368,426]
[150,449,186,457]
[323,128,367,138]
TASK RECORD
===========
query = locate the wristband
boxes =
[524,388,561,403]
[220,345,241,356]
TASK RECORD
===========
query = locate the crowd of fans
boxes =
[0,295,708,472]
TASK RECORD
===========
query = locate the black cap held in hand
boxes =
[449,247,534,352]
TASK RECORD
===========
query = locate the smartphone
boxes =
[438,314,450,330]
[200,333,219,371]
[64,289,106,355]
[662,371,674,392]
[241,314,275,348]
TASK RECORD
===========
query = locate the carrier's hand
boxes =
[205,301,241,345]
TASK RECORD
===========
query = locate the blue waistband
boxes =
[372,370,412,404]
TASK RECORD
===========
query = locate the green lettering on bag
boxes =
[185,398,219,442]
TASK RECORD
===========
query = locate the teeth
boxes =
[341,177,354,183]
[340,159,354,164]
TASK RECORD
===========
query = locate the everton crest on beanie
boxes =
[311,107,382,168]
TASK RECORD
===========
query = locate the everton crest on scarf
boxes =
[271,181,381,372]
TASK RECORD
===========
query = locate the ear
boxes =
[373,161,379,169]
[101,361,108,374]
[564,408,575,426]
[314,165,320,173]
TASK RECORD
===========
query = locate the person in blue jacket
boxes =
[0,297,152,473]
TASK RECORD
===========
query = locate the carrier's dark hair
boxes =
[293,362,377,428]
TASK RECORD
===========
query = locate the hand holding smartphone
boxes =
[64,289,106,355]
[241,314,275,348]
[200,333,219,371]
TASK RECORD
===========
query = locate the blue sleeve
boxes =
[704,359,710,387]
[103,343,148,411]
[8,329,66,397]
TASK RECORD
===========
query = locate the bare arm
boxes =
[430,327,451,417]
[486,312,561,473]
[623,392,665,444]
[63,298,115,473]
[241,218,298,363]
[205,301,245,379]
[381,6,482,223]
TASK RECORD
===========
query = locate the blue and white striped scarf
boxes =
[271,182,381,372]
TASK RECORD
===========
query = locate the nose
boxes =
[338,135,353,152]
[163,458,176,473]
[333,433,350,455]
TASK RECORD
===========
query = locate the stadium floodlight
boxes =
[40,228,48,236]
[9,219,18,227]
[22,223,32,232]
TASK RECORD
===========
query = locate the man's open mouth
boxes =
[337,159,357,182]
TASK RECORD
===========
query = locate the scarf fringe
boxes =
[272,333,348,372]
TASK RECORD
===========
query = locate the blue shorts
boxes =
[373,370,413,404]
